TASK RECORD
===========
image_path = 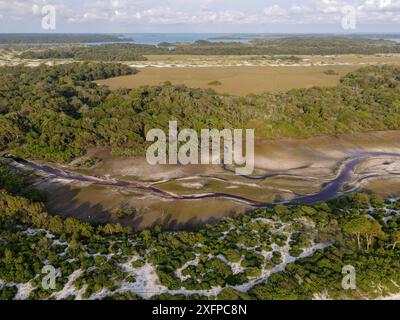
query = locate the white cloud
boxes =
[0,0,399,31]
[359,0,400,11]
[264,5,287,17]
[316,0,346,14]
[290,4,313,14]
[31,4,40,15]
[0,0,39,15]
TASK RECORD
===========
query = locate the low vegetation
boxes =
[208,80,222,86]
[324,69,339,76]
[0,162,399,300]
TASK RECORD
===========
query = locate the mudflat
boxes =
[23,130,400,230]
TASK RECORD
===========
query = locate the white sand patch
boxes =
[52,269,83,300]
[180,182,204,189]
[313,292,332,300]
[24,62,41,67]
[126,61,363,69]
[14,282,36,300]
[23,228,38,236]
[175,255,200,281]
[217,255,245,275]
[226,181,261,188]
[89,288,111,300]
[377,293,400,300]
[233,241,331,293]
[117,258,166,299]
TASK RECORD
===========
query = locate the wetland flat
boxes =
[16,130,400,230]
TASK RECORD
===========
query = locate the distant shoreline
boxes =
[1,33,400,46]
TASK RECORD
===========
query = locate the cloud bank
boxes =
[0,0,399,32]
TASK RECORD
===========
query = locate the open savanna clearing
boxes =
[97,65,359,95]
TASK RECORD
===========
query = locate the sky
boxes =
[0,0,399,33]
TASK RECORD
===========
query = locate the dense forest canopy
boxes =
[250,37,400,55]
[0,62,136,161]
[166,37,400,55]
[0,63,400,162]
[19,44,154,61]
[0,34,132,45]
[17,37,400,59]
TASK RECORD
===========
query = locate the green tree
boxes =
[343,216,385,250]
[342,216,370,250]
[390,231,400,250]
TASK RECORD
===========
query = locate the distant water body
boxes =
[116,33,261,45]
[101,33,400,46]
[2,33,399,46]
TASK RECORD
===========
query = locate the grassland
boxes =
[97,65,359,95]
[96,54,400,95]
[3,44,400,95]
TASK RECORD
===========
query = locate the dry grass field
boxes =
[97,65,359,95]
[95,54,400,95]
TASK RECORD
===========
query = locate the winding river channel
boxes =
[5,152,400,207]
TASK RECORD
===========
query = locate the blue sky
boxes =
[0,0,399,33]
